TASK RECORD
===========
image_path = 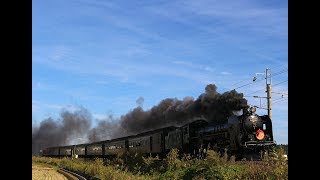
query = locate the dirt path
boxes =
[32,165,68,180]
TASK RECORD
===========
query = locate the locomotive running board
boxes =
[244,141,275,147]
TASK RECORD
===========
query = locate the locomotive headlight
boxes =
[256,129,265,140]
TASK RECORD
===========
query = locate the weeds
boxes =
[32,147,288,180]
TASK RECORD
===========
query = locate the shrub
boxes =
[33,146,288,180]
[165,148,181,170]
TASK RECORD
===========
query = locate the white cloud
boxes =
[62,104,83,112]
[32,100,84,118]
[47,104,64,110]
[221,71,231,75]
[50,45,73,62]
[179,0,287,36]
[33,0,287,87]
[93,113,108,120]
[147,0,287,66]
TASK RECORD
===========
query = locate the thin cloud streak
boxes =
[33,0,287,143]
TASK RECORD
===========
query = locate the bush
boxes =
[33,147,288,180]
[166,148,181,170]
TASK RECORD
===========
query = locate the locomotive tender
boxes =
[42,107,275,159]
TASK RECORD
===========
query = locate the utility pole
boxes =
[254,68,272,120]
[266,68,272,120]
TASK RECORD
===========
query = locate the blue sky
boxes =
[32,0,288,144]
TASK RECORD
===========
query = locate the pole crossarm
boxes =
[271,92,288,95]
[254,106,269,110]
[253,96,267,98]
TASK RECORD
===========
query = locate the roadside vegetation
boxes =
[32,146,287,180]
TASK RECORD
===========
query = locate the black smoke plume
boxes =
[32,84,248,154]
[32,107,92,155]
[118,84,248,135]
[87,115,125,142]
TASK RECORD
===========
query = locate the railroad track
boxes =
[57,168,87,180]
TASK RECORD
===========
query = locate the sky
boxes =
[32,0,288,144]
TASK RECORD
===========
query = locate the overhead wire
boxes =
[272,69,288,77]
[233,68,288,110]
[232,68,287,92]
[244,69,287,95]
[245,79,287,96]
[259,97,288,108]
[272,80,288,87]
[272,99,288,105]
[233,76,265,90]
[229,68,288,111]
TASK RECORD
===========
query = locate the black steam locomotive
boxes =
[42,107,275,160]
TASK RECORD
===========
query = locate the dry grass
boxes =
[32,164,67,180]
[32,147,287,180]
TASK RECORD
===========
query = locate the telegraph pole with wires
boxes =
[234,67,287,120]
[253,68,272,120]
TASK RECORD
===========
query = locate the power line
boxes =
[248,68,287,119]
[245,79,287,96]
[265,69,287,78]
[232,68,288,117]
[233,82,254,90]
[272,85,288,91]
[259,97,288,107]
[254,98,287,110]
[273,80,288,87]
[246,88,266,96]
[272,69,288,77]
[273,99,288,105]
[233,76,266,90]
[232,68,287,91]
[232,78,252,86]
[273,97,288,102]
[273,98,288,104]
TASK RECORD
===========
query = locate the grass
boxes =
[32,146,288,180]
[32,164,68,180]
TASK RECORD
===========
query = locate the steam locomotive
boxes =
[42,107,275,160]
